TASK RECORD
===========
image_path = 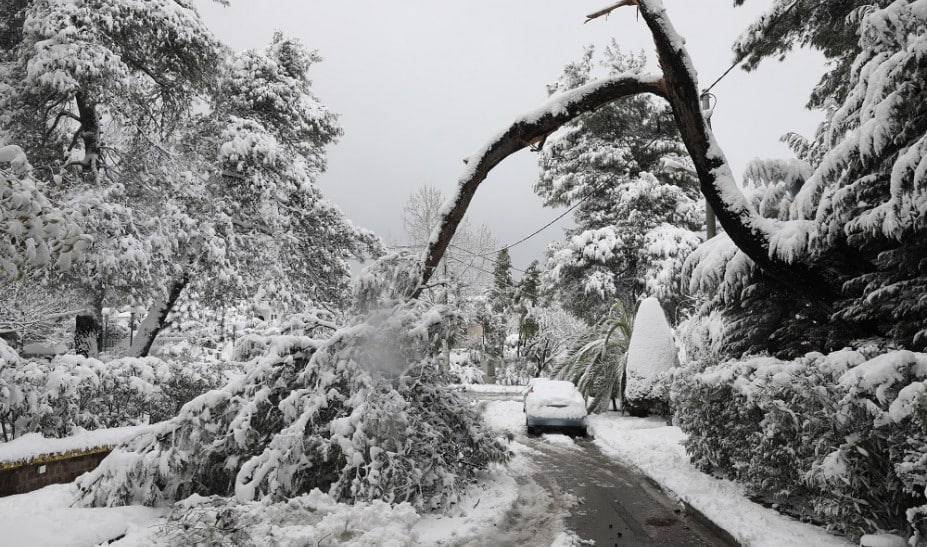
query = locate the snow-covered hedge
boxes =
[75,299,509,511]
[672,349,927,542]
[0,340,225,441]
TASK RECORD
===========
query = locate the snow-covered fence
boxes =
[672,349,927,543]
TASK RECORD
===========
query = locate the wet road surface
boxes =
[522,434,735,546]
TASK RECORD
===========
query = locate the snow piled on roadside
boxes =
[0,483,165,547]
[482,399,526,434]
[588,414,853,547]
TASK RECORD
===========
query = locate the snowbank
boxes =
[588,414,852,547]
[0,484,165,547]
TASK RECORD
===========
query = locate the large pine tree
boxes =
[536,44,703,322]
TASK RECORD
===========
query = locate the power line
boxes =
[470,194,591,259]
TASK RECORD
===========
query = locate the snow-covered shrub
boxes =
[75,299,509,511]
[448,349,484,384]
[673,349,927,541]
[0,349,225,441]
[624,297,676,416]
[496,356,536,386]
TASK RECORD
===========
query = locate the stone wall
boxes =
[0,447,112,497]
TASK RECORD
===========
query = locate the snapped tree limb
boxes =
[414,74,666,297]
[418,0,842,308]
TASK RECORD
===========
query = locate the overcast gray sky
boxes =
[195,0,824,276]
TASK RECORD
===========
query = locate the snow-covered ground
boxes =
[587,413,854,547]
[0,484,165,547]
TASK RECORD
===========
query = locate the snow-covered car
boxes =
[523,379,588,436]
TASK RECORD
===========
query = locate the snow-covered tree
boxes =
[489,248,513,313]
[1,3,379,356]
[400,184,495,302]
[624,296,676,416]
[536,45,703,322]
[75,255,509,511]
[683,0,927,357]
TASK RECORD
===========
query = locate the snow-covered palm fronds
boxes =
[552,302,632,413]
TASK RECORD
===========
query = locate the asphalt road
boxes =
[521,433,736,546]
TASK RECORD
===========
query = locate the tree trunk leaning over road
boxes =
[417,0,845,309]
[130,273,190,358]
[413,75,666,296]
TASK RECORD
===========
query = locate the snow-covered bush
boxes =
[672,349,927,542]
[624,297,676,416]
[75,297,509,511]
[448,349,484,384]
[0,345,225,441]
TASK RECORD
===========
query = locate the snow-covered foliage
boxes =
[672,348,927,542]
[0,146,86,279]
[1,4,380,356]
[624,297,676,415]
[537,44,703,321]
[155,490,421,547]
[683,0,927,359]
[448,349,485,384]
[0,339,224,442]
[75,287,509,511]
[517,303,586,378]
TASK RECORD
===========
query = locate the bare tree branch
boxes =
[585,0,637,23]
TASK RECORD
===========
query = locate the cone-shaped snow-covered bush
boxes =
[624,297,676,416]
[75,258,508,511]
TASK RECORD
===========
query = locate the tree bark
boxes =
[74,313,100,357]
[634,0,839,300]
[74,92,100,171]
[130,273,189,358]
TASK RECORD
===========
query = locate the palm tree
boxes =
[552,302,633,412]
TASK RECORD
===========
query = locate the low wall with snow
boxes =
[0,448,111,496]
[0,425,153,497]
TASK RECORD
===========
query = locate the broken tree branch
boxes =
[585,0,637,23]
[414,74,665,297]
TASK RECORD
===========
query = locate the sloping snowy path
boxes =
[481,397,854,546]
[482,399,728,546]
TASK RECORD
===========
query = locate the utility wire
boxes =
[470,194,591,259]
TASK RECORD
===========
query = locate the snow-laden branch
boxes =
[635,0,839,298]
[415,74,665,296]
